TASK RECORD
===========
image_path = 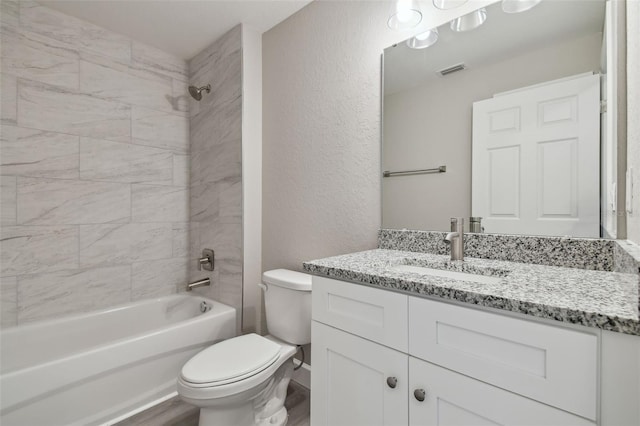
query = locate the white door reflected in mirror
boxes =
[471,73,600,238]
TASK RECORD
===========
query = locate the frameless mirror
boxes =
[382,0,622,238]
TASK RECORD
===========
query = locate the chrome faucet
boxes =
[187,277,210,291]
[444,217,464,261]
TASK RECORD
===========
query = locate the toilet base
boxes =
[193,360,294,426]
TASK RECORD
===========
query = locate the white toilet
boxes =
[177,269,312,426]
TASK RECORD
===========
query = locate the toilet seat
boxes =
[177,335,297,401]
[180,334,281,387]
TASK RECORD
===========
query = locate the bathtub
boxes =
[0,294,236,426]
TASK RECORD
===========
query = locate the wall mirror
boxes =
[382,0,624,238]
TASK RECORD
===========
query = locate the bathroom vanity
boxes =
[304,233,640,426]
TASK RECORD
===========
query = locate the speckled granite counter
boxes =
[303,249,640,335]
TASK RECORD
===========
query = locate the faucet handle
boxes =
[198,249,214,271]
[450,217,464,232]
[198,257,209,270]
[448,218,465,261]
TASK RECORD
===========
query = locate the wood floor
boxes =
[284,381,311,426]
[117,381,310,426]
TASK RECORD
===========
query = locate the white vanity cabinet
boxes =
[311,276,600,426]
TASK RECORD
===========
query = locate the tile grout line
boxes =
[16,72,188,122]
[1,118,189,153]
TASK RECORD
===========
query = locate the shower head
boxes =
[188,84,211,101]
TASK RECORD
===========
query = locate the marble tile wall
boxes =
[188,25,243,332]
[0,1,190,328]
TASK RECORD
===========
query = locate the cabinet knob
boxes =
[386,377,398,389]
[414,388,426,402]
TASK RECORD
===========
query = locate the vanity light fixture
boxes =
[406,28,439,49]
[501,0,542,14]
[433,0,469,10]
[450,8,487,32]
[387,0,423,30]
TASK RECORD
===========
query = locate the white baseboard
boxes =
[291,362,311,389]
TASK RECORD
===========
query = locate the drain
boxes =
[200,301,211,313]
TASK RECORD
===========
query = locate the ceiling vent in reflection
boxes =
[438,63,466,76]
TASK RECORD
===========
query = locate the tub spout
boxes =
[187,278,210,291]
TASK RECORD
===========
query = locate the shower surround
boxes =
[188,25,244,332]
[0,1,191,327]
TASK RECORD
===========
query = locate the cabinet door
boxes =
[409,297,597,420]
[311,322,408,426]
[409,357,594,426]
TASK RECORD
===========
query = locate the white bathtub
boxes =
[0,294,236,426]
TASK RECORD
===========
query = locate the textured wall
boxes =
[262,2,391,273]
[188,26,243,331]
[383,32,602,232]
[627,0,640,243]
[0,1,190,327]
[262,0,495,273]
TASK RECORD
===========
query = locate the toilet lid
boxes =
[181,334,281,385]
[262,269,312,291]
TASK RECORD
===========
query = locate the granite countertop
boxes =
[303,249,640,335]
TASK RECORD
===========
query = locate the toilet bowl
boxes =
[177,269,312,426]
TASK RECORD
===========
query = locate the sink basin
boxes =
[390,264,504,285]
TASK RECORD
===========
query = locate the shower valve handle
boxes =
[198,249,214,271]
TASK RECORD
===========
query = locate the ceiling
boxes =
[384,0,606,95]
[39,0,313,60]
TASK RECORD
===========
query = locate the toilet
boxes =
[177,269,312,426]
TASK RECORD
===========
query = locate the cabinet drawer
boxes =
[409,297,598,421]
[312,276,408,351]
[409,357,595,426]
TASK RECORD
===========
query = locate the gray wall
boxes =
[0,1,190,327]
[383,32,602,232]
[188,26,244,331]
[263,2,390,273]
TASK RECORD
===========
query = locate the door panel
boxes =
[408,297,598,421]
[409,357,594,426]
[311,322,408,426]
[472,73,600,237]
[538,138,577,216]
[488,145,520,216]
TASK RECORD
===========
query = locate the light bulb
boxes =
[502,0,542,14]
[396,10,414,23]
[450,8,487,32]
[388,0,423,30]
[433,0,469,10]
[406,28,439,49]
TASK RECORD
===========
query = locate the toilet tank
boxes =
[261,269,312,345]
